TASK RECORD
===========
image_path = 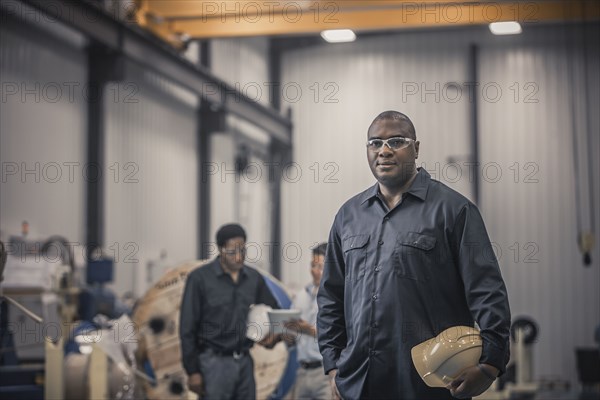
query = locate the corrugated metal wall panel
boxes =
[104,61,198,296]
[207,134,273,273]
[478,24,600,384]
[211,37,271,107]
[0,23,87,244]
[209,37,273,272]
[209,132,237,244]
[238,154,273,272]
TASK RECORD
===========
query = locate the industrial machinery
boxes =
[0,233,77,399]
[1,233,300,400]
[1,234,78,362]
[476,317,539,400]
[0,231,129,399]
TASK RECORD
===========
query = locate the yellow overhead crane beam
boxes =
[134,1,600,48]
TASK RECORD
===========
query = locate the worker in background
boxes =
[317,111,511,399]
[180,223,280,399]
[285,243,331,400]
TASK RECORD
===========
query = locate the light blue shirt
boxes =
[292,283,323,363]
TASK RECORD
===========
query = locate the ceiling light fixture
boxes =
[489,21,522,35]
[320,29,356,43]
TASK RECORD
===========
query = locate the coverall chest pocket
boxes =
[394,232,437,281]
[342,234,370,281]
[206,293,232,313]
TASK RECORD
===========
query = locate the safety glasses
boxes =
[366,136,415,151]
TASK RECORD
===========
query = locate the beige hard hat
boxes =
[411,326,483,387]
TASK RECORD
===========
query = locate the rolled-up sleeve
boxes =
[453,202,511,374]
[317,213,347,374]
[180,273,202,375]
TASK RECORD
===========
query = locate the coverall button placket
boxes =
[368,210,393,356]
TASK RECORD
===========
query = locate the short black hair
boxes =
[312,242,327,257]
[216,223,246,248]
[369,110,417,139]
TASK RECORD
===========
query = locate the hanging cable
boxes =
[580,4,597,266]
[567,17,596,266]
[566,23,584,260]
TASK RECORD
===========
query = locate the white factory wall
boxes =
[281,24,600,384]
[0,21,277,294]
[211,37,271,107]
[0,20,87,247]
[208,37,274,272]
[238,152,273,272]
[104,62,199,297]
[209,132,237,248]
[0,13,202,298]
[208,127,272,245]
[477,25,600,383]
[207,132,274,274]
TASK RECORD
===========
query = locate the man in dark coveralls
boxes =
[180,223,280,399]
[317,111,511,400]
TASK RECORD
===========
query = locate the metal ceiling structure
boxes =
[15,0,292,145]
[134,0,600,48]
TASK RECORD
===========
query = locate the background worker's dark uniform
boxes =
[180,258,279,399]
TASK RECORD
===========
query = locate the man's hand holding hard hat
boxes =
[411,326,499,398]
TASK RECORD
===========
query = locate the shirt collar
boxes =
[360,167,431,204]
[212,256,248,278]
